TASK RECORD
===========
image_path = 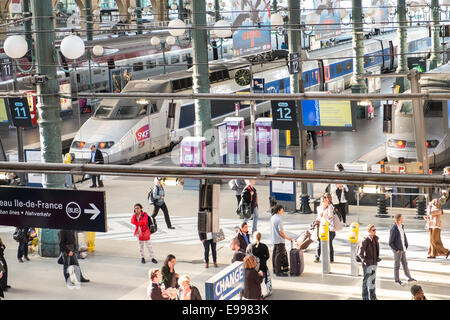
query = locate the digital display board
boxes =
[300,100,356,131]
[271,100,298,130]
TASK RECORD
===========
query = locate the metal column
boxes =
[136,0,143,35]
[396,0,410,92]
[429,0,441,70]
[32,0,66,257]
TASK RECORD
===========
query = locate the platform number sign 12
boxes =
[8,97,33,127]
[271,100,298,130]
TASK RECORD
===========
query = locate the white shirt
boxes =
[397,224,406,251]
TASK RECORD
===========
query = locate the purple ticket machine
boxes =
[224,117,245,164]
[180,137,206,167]
[255,117,279,165]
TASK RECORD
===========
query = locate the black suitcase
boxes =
[281,248,289,273]
[289,242,304,276]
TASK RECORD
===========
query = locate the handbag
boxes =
[212,229,225,243]
[228,179,237,191]
[239,198,252,219]
[57,252,64,265]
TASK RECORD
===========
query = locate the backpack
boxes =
[148,215,157,234]
[13,228,26,242]
[147,185,159,205]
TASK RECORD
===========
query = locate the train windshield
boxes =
[94,105,114,118]
[94,102,148,119]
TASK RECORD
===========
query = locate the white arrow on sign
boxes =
[85,203,101,220]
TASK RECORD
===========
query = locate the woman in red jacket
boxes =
[131,203,157,264]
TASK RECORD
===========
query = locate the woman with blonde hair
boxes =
[242,255,263,300]
[425,199,450,259]
[177,274,202,300]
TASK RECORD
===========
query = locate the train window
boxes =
[138,105,149,116]
[400,101,413,114]
[77,74,81,83]
[223,46,228,54]
[151,103,158,114]
[171,55,180,64]
[158,58,165,66]
[115,105,140,119]
[133,62,144,71]
[345,61,352,71]
[146,60,156,69]
[364,56,369,65]
[336,63,343,74]
[303,72,309,84]
[423,100,443,117]
[182,53,190,62]
[94,105,113,118]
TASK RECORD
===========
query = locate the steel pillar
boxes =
[429,0,441,70]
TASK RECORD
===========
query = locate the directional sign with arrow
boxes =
[0,186,107,232]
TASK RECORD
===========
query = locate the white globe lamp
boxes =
[270,13,284,30]
[168,19,186,37]
[3,35,28,59]
[92,45,104,56]
[214,20,232,38]
[151,36,161,46]
[166,35,176,46]
[60,35,85,60]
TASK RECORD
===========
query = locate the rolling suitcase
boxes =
[289,242,304,276]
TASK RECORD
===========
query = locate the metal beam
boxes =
[0,162,448,188]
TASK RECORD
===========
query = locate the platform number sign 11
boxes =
[8,97,32,127]
[271,100,298,130]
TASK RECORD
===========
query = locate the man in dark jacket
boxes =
[388,214,416,286]
[59,230,89,284]
[89,144,104,188]
[358,224,381,300]
[237,222,250,251]
[0,237,10,293]
[230,237,246,263]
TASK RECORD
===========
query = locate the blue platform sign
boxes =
[253,78,265,93]
[8,97,32,128]
[205,262,244,300]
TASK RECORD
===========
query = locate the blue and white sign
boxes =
[205,261,244,300]
[270,156,296,202]
[253,78,265,93]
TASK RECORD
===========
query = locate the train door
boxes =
[377,40,385,72]
[317,60,325,91]
[149,101,166,151]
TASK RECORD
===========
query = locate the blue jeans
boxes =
[362,265,377,300]
[244,207,259,232]
[17,241,28,259]
[202,239,217,264]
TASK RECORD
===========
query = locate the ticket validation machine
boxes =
[223,117,245,164]
[180,137,206,167]
[255,117,279,165]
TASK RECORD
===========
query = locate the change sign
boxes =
[0,186,107,232]
[205,261,244,300]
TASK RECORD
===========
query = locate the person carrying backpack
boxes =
[131,203,157,264]
[14,227,29,263]
[150,178,175,230]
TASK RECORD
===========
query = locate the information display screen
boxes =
[300,99,356,131]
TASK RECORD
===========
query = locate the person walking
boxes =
[231,179,246,206]
[237,222,251,251]
[425,199,450,259]
[58,229,89,284]
[89,144,104,188]
[358,224,381,300]
[161,254,179,289]
[242,255,263,300]
[151,178,175,229]
[330,164,349,226]
[241,179,259,232]
[147,268,177,300]
[248,231,271,297]
[270,205,294,277]
[178,275,202,300]
[0,237,10,293]
[131,203,157,265]
[199,230,218,269]
[15,227,29,263]
[314,195,337,263]
[307,130,318,149]
[230,237,246,263]
[388,214,417,286]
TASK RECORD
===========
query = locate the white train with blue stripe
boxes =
[70,29,433,164]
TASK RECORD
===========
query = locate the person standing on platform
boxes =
[270,205,293,277]
[0,264,4,299]
[177,275,202,300]
[0,237,10,293]
[242,255,263,300]
[199,230,218,268]
[152,178,175,230]
[131,203,157,265]
[248,231,271,296]
[241,180,259,232]
[307,130,318,149]
[147,268,177,300]
[425,199,450,259]
[89,144,104,188]
[231,179,247,206]
[314,195,337,263]
[358,224,381,300]
[15,227,29,263]
[237,222,251,251]
[161,254,179,289]
[388,214,417,286]
[58,229,90,284]
[230,237,246,263]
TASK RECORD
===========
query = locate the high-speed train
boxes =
[0,39,235,93]
[386,62,450,168]
[70,28,435,164]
